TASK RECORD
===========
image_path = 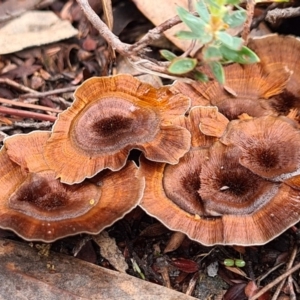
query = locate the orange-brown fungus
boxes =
[140,110,300,245]
[172,106,224,148]
[1,132,144,242]
[248,34,300,97]
[199,142,279,215]
[172,63,290,120]
[221,116,300,180]
[44,74,191,184]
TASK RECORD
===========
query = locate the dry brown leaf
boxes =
[164,232,186,253]
[101,0,114,31]
[0,11,78,55]
[93,231,128,273]
[131,0,194,52]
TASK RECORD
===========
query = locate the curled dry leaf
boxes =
[164,232,186,253]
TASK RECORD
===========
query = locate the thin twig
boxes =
[249,261,300,300]
[256,262,285,286]
[13,121,53,129]
[266,6,300,24]
[250,3,278,30]
[129,14,183,53]
[21,86,78,99]
[0,97,62,113]
[76,0,131,56]
[271,245,298,300]
[242,0,255,43]
[0,107,57,122]
[76,0,179,79]
[0,78,38,94]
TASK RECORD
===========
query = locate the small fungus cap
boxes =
[172,106,227,148]
[44,74,191,184]
[172,63,290,120]
[220,116,300,180]
[1,132,144,242]
[199,142,279,215]
[248,34,300,97]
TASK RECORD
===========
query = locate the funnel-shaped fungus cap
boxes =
[172,63,290,120]
[248,34,300,97]
[139,153,226,246]
[220,116,300,180]
[44,74,191,184]
[172,106,228,148]
[1,132,144,242]
[199,142,279,215]
[4,131,50,173]
[140,137,300,245]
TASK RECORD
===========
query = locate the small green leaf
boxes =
[217,31,243,50]
[220,45,260,64]
[160,50,177,61]
[203,45,222,61]
[176,30,213,43]
[224,259,235,267]
[194,70,209,82]
[168,57,197,74]
[225,0,241,5]
[209,61,225,84]
[195,0,210,23]
[234,259,246,268]
[223,9,247,28]
[176,31,200,40]
[205,0,220,9]
[177,6,206,33]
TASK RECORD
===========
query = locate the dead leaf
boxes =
[0,0,52,22]
[225,266,250,279]
[93,231,128,273]
[131,0,196,52]
[0,11,78,55]
[223,282,247,300]
[164,232,186,253]
[101,0,114,31]
[170,258,199,273]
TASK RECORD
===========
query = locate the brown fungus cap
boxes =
[199,142,279,216]
[4,131,50,173]
[220,116,300,180]
[248,34,300,97]
[172,106,225,148]
[172,63,290,120]
[1,132,144,242]
[44,74,191,184]
[139,154,225,246]
[140,141,300,246]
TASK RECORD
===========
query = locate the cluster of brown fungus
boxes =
[1,34,300,245]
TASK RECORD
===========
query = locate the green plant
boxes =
[224,258,246,267]
[160,0,260,84]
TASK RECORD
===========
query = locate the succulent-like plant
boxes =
[161,0,260,83]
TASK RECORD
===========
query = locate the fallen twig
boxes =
[249,260,300,300]
[20,86,78,99]
[266,6,300,24]
[0,106,57,122]
[271,245,298,300]
[0,78,38,94]
[0,97,62,113]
